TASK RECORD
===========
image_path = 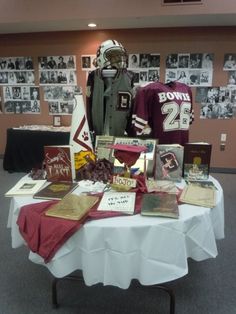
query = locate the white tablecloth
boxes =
[7,176,224,289]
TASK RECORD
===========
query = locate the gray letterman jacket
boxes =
[86,68,134,137]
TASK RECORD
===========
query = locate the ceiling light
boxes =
[88,23,97,28]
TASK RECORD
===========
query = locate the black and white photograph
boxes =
[188,70,200,86]
[39,69,77,85]
[38,55,76,70]
[0,72,8,84]
[43,85,78,102]
[81,56,91,69]
[166,54,178,68]
[128,54,139,68]
[3,86,40,102]
[165,69,177,83]
[38,55,77,86]
[148,69,159,82]
[178,54,190,68]
[48,100,74,115]
[139,53,150,68]
[196,86,236,119]
[149,54,160,67]
[0,56,35,86]
[165,53,214,86]
[189,53,203,68]
[176,70,189,84]
[223,53,236,70]
[4,100,40,114]
[200,70,212,85]
[81,54,97,71]
[127,53,160,86]
[133,71,140,84]
[0,56,34,71]
[201,53,213,68]
[3,86,40,114]
[140,70,148,83]
[227,71,236,85]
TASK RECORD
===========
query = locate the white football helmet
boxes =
[94,39,128,69]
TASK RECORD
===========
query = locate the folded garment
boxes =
[17,193,143,263]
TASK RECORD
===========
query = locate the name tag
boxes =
[113,175,137,188]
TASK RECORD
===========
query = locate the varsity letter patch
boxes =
[116,91,132,111]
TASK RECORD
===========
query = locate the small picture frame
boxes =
[53,115,61,127]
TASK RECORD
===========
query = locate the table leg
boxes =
[52,278,59,308]
[51,276,175,313]
[151,284,175,314]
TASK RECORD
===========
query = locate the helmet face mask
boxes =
[94,39,128,69]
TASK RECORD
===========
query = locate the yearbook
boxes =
[33,181,78,200]
[141,193,179,219]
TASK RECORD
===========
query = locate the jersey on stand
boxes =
[131,81,194,145]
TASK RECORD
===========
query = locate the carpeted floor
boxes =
[1,160,236,314]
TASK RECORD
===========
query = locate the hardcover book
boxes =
[141,193,179,219]
[33,181,78,200]
[154,144,184,182]
[5,179,46,197]
[45,194,99,220]
[44,145,75,182]
[95,135,115,161]
[183,142,212,180]
[179,182,216,208]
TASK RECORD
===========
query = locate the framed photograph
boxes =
[53,115,61,127]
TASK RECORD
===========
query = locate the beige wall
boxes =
[0,26,236,169]
[1,0,236,24]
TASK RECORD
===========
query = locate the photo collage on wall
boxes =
[195,86,236,119]
[39,55,79,115]
[223,53,236,85]
[194,53,236,119]
[165,53,214,87]
[128,53,160,86]
[80,53,160,89]
[0,56,40,114]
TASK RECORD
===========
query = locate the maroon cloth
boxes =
[16,194,143,263]
[114,150,141,167]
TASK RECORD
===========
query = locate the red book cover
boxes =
[44,145,75,182]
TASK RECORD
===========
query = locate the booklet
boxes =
[97,192,136,215]
[5,179,46,197]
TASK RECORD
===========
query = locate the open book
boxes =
[45,194,99,220]
[179,182,216,208]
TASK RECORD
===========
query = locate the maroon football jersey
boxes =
[131,81,194,145]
